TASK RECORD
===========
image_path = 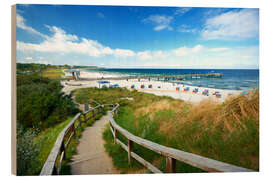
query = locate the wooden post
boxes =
[77,114,81,125]
[114,128,118,144]
[83,113,86,123]
[72,124,76,136]
[92,110,95,119]
[166,157,176,173]
[128,140,133,164]
[60,142,65,159]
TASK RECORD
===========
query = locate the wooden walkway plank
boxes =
[71,113,119,175]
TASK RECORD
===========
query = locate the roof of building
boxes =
[97,80,110,84]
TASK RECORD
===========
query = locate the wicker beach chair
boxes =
[193,88,198,93]
[184,87,190,92]
[202,89,209,96]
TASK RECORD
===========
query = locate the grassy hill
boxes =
[74,87,259,173]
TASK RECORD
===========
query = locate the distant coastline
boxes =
[81,68,259,91]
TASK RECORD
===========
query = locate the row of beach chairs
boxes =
[130,84,234,99]
[180,87,222,98]
[131,84,153,89]
[130,84,248,99]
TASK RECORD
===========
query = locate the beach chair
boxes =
[110,84,119,88]
[213,91,221,98]
[184,87,190,92]
[141,85,145,89]
[240,91,248,95]
[193,88,198,93]
[202,89,209,96]
[148,84,152,88]
[131,85,135,89]
[176,87,180,91]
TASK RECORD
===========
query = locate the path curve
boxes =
[71,113,119,175]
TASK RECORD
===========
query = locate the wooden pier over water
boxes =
[79,72,223,81]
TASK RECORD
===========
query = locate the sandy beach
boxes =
[62,70,242,103]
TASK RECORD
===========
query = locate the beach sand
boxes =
[62,70,242,103]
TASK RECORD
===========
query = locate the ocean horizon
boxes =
[84,68,259,91]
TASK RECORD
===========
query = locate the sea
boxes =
[84,68,259,91]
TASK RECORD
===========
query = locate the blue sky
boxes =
[16,4,259,69]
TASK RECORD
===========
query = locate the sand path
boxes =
[70,113,119,175]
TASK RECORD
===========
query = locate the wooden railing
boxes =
[109,103,255,173]
[40,104,105,175]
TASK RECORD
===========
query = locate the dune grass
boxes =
[74,87,259,173]
[42,69,65,79]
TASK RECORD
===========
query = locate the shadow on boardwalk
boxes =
[71,113,119,175]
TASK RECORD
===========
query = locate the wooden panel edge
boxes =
[11,4,17,175]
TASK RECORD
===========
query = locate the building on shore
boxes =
[64,69,80,80]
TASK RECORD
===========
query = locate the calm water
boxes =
[85,68,259,91]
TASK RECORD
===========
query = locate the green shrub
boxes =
[17,125,40,175]
[17,74,80,129]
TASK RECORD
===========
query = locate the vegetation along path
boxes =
[70,113,119,175]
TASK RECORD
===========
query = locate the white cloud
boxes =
[137,51,152,60]
[201,9,259,40]
[17,14,47,38]
[17,25,137,58]
[143,15,173,31]
[114,49,136,58]
[24,57,33,61]
[16,15,258,68]
[174,45,204,56]
[174,7,192,15]
[17,17,169,60]
[177,24,197,33]
[137,50,168,60]
[153,50,168,59]
[208,48,229,52]
[191,45,204,53]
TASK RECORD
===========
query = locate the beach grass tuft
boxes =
[42,69,65,79]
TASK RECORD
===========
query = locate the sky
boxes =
[16,4,259,69]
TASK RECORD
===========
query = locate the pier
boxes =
[79,72,223,81]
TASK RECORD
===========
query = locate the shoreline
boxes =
[62,70,248,103]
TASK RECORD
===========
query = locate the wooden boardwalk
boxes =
[40,104,254,175]
[71,113,118,175]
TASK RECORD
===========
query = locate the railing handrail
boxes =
[109,103,254,173]
[84,105,102,115]
[40,104,104,175]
